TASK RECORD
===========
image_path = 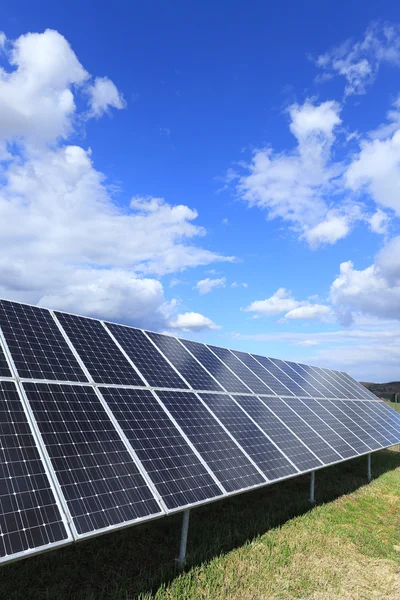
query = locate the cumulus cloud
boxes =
[168,312,220,332]
[244,288,332,321]
[195,277,226,295]
[0,29,232,331]
[315,22,400,95]
[86,76,126,117]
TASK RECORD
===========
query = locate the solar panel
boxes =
[231,350,293,396]
[147,333,223,392]
[208,346,274,395]
[279,397,357,460]
[155,390,266,492]
[290,363,337,398]
[308,366,357,399]
[99,387,223,510]
[252,355,308,397]
[0,341,11,377]
[319,400,380,451]
[23,382,162,536]
[338,372,377,401]
[273,359,322,397]
[199,393,297,480]
[339,401,391,447]
[260,397,341,465]
[233,395,322,471]
[353,402,400,446]
[104,324,189,390]
[0,300,87,381]
[0,381,70,562]
[180,339,250,394]
[321,369,364,399]
[54,313,145,386]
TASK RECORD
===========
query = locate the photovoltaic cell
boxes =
[0,341,11,377]
[308,399,370,454]
[200,393,297,480]
[234,395,322,471]
[24,383,162,535]
[291,363,336,398]
[369,403,400,437]
[308,366,357,399]
[321,369,363,400]
[338,372,377,401]
[321,400,380,451]
[208,346,274,395]
[252,355,308,397]
[99,387,223,510]
[156,390,266,492]
[277,360,322,397]
[260,397,341,465]
[0,381,69,561]
[353,402,400,446]
[231,350,293,396]
[181,339,249,394]
[283,397,357,459]
[54,313,145,386]
[0,300,87,382]
[105,324,188,390]
[340,401,391,446]
[147,333,223,392]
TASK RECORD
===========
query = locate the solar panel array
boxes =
[0,297,399,565]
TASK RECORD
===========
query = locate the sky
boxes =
[0,1,400,382]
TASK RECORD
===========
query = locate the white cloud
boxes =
[315,22,400,95]
[160,127,171,137]
[304,211,351,248]
[231,282,248,288]
[0,32,6,48]
[0,29,233,330]
[168,312,220,332]
[195,277,226,295]
[86,76,126,118]
[368,209,389,234]
[244,288,331,321]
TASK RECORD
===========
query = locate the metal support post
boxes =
[367,453,372,482]
[309,471,315,505]
[177,509,190,569]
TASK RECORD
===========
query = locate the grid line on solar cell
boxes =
[199,393,297,480]
[290,363,336,398]
[147,333,223,392]
[0,300,87,382]
[308,366,356,399]
[99,387,223,510]
[323,369,365,400]
[352,402,400,446]
[231,350,293,396]
[269,358,320,397]
[259,397,341,465]
[54,313,145,386]
[339,372,377,400]
[23,382,162,536]
[104,324,188,390]
[283,397,357,460]
[340,401,391,446]
[368,404,400,441]
[251,355,309,397]
[0,381,70,560]
[319,400,379,451]
[233,395,322,472]
[155,390,266,492]
[0,340,11,377]
[307,398,371,454]
[279,360,324,397]
[207,346,274,395]
[180,339,250,394]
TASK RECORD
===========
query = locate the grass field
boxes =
[1,425,400,599]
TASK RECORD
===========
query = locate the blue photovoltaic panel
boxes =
[0,341,11,377]
[308,398,371,454]
[99,387,223,509]
[105,324,188,390]
[308,366,357,399]
[321,369,363,400]
[180,339,250,394]
[234,395,322,471]
[338,372,377,400]
[208,345,274,395]
[290,363,336,398]
[147,333,223,392]
[252,355,308,397]
[24,383,162,535]
[283,397,357,459]
[340,401,391,446]
[275,360,322,397]
[55,313,145,386]
[353,402,400,446]
[0,381,69,561]
[231,350,294,396]
[260,397,341,465]
[320,400,380,451]
[200,393,297,480]
[156,390,266,492]
[369,403,400,436]
[0,300,87,382]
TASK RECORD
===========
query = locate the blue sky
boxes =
[0,1,400,381]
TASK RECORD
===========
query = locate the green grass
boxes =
[2,444,400,600]
[385,400,400,413]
